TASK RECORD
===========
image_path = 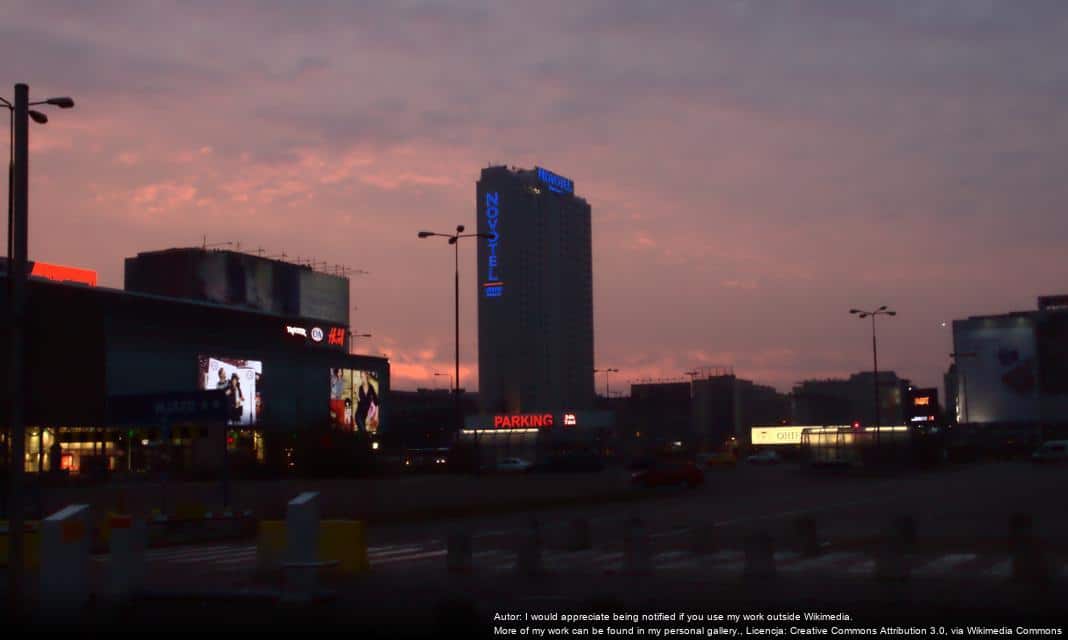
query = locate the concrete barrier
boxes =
[516,517,543,577]
[320,519,368,574]
[40,504,92,614]
[256,519,286,576]
[109,514,147,601]
[744,532,775,580]
[792,516,820,557]
[566,518,592,551]
[0,520,40,569]
[623,517,651,575]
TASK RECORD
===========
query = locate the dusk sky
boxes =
[4,1,1067,395]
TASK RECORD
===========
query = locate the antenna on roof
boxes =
[266,251,288,260]
[202,236,234,251]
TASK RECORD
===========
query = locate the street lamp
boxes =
[418,225,491,436]
[433,371,453,391]
[594,367,619,399]
[2,83,75,614]
[849,306,896,449]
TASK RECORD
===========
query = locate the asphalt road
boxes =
[8,460,1068,634]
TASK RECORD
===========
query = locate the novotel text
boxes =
[484,191,503,298]
[493,414,554,429]
[536,166,574,194]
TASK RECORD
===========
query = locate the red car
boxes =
[631,460,704,488]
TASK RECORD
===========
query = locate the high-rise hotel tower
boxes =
[476,165,594,415]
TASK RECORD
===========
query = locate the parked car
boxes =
[746,450,781,464]
[1031,440,1068,464]
[631,460,703,488]
[494,457,534,472]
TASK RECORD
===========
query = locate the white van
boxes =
[1031,440,1068,463]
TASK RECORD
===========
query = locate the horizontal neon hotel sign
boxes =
[535,166,574,195]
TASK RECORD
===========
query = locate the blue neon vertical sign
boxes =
[484,191,502,298]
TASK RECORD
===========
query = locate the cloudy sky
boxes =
[4,1,1067,394]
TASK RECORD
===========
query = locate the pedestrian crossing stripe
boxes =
[92,543,1068,580]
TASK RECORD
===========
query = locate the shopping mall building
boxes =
[0,248,389,476]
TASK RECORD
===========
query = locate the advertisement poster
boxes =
[329,368,380,433]
[199,356,263,425]
[955,324,1038,423]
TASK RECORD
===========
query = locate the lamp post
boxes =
[418,226,491,436]
[849,306,896,449]
[594,367,619,399]
[2,84,75,615]
[433,371,453,391]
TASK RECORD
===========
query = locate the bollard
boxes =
[1008,513,1050,585]
[623,517,651,575]
[517,517,543,577]
[282,492,323,603]
[566,518,592,552]
[40,504,92,615]
[1008,512,1033,549]
[792,516,821,557]
[689,522,720,554]
[447,531,474,574]
[109,514,147,601]
[875,520,910,582]
[743,532,775,580]
[889,515,917,553]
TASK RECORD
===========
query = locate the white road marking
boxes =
[913,553,977,577]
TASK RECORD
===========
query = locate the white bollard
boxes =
[40,504,92,615]
[109,514,147,601]
[447,531,473,574]
[286,492,320,564]
[283,492,322,603]
[623,517,651,575]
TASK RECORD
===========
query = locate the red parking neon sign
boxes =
[493,414,554,429]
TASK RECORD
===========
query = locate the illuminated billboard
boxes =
[125,249,349,324]
[329,369,381,434]
[953,319,1039,423]
[198,356,263,425]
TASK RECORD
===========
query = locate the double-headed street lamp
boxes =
[418,226,491,435]
[3,84,75,614]
[594,367,619,399]
[433,371,453,391]
[849,305,896,448]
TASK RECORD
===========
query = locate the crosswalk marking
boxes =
[371,549,446,565]
[913,553,976,576]
[779,551,860,573]
[92,541,1067,582]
